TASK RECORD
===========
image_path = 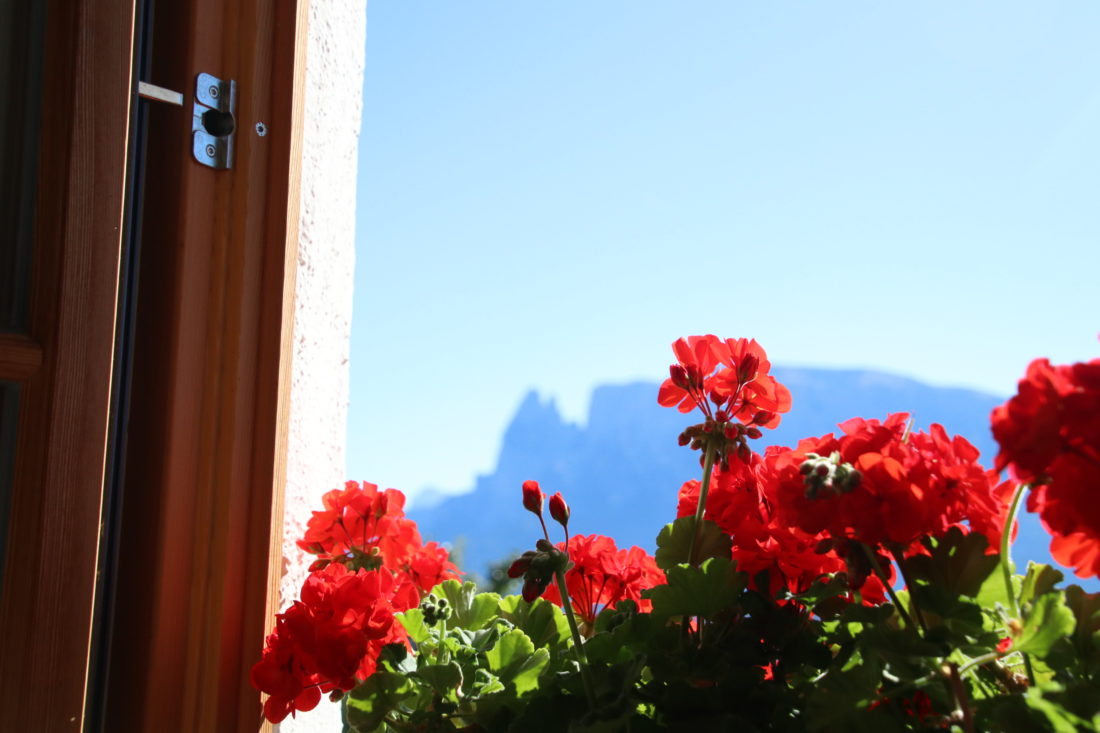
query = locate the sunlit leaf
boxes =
[1013,593,1075,658]
[433,579,501,630]
[643,557,743,619]
[485,628,549,696]
[654,516,732,570]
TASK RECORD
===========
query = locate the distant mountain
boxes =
[411,367,1089,587]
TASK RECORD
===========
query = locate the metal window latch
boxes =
[192,73,237,170]
[136,73,238,170]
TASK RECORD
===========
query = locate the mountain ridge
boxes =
[410,366,1074,582]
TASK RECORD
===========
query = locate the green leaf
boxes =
[643,557,744,619]
[1023,684,1093,733]
[497,594,570,651]
[396,608,431,644]
[904,526,1000,598]
[419,661,463,695]
[654,516,732,570]
[484,628,549,696]
[1013,592,1075,658]
[379,642,417,675]
[1019,562,1064,608]
[433,579,501,631]
[345,671,416,732]
[1063,584,1100,672]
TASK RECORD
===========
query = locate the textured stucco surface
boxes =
[278,2,367,731]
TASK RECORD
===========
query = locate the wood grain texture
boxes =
[101,0,306,730]
[0,0,134,730]
[0,334,44,380]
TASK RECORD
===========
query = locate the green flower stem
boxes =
[957,650,1003,677]
[890,549,929,634]
[554,568,597,708]
[437,615,447,665]
[858,542,917,633]
[1000,482,1036,686]
[687,440,718,566]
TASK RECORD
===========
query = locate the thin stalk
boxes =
[947,662,976,733]
[891,550,929,634]
[957,651,1002,677]
[858,542,916,632]
[687,440,718,566]
[555,568,597,708]
[1000,482,1036,686]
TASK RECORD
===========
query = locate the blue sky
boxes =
[349,2,1100,504]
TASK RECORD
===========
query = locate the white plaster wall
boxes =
[278,2,367,731]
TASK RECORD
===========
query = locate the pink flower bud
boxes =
[522,480,544,516]
[549,492,570,527]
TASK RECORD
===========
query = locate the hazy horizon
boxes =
[351,2,1100,501]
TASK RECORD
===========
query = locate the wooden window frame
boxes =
[0,0,308,730]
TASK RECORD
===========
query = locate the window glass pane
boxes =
[0,2,47,333]
[0,381,20,592]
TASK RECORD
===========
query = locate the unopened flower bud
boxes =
[815,464,830,477]
[678,431,691,447]
[522,479,544,516]
[308,558,330,572]
[715,410,729,423]
[507,554,533,578]
[746,427,762,440]
[724,425,737,440]
[521,578,543,602]
[752,411,775,426]
[549,492,570,527]
[535,538,555,553]
[737,354,760,383]
[669,364,689,388]
[737,443,751,463]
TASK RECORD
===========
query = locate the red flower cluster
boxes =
[766,414,1011,553]
[254,482,459,722]
[297,480,458,609]
[658,335,792,427]
[992,357,1100,577]
[541,534,665,627]
[250,564,406,723]
[676,456,889,602]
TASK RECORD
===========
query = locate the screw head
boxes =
[255,122,267,136]
[205,143,216,157]
[208,85,219,98]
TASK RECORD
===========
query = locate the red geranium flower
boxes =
[658,335,792,428]
[769,414,1009,553]
[993,356,1100,577]
[677,457,889,602]
[251,564,405,723]
[296,481,458,607]
[542,534,664,627]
